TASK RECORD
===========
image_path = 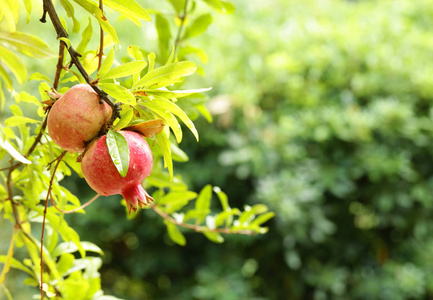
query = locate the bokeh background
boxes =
[3,0,433,299]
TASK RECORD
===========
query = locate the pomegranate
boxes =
[47,83,112,153]
[81,130,154,214]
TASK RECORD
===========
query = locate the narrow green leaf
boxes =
[156,131,173,180]
[200,0,235,14]
[196,185,212,211]
[148,52,156,72]
[158,191,197,205]
[183,14,213,39]
[0,256,34,277]
[106,130,130,178]
[171,143,189,162]
[0,45,26,83]
[140,101,182,143]
[52,241,104,257]
[144,87,212,99]
[0,31,56,58]
[22,0,32,23]
[104,0,151,25]
[149,97,199,141]
[99,83,136,105]
[0,64,13,91]
[76,18,93,54]
[112,107,134,131]
[251,212,275,227]
[133,61,197,89]
[100,60,147,80]
[4,116,40,127]
[58,37,71,48]
[156,14,171,60]
[2,0,19,31]
[203,231,224,243]
[127,45,144,61]
[165,221,186,246]
[60,0,81,33]
[72,0,119,44]
[97,48,114,78]
[213,186,230,211]
[29,72,52,83]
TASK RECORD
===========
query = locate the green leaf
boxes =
[4,116,40,127]
[0,64,13,91]
[59,37,72,48]
[251,212,275,227]
[147,52,156,72]
[28,72,52,83]
[158,191,197,205]
[59,0,81,33]
[0,138,30,164]
[140,101,182,143]
[99,83,136,105]
[100,60,147,80]
[1,0,19,31]
[97,48,114,78]
[72,0,119,44]
[203,231,224,243]
[52,241,104,257]
[171,143,189,162]
[195,185,212,222]
[133,61,197,89]
[104,0,151,25]
[0,256,34,277]
[156,14,171,60]
[146,97,199,141]
[113,107,134,131]
[156,131,173,180]
[200,0,235,14]
[144,87,212,99]
[0,45,27,83]
[106,130,130,178]
[183,14,213,39]
[22,0,32,23]
[76,18,93,54]
[165,221,186,246]
[0,31,56,58]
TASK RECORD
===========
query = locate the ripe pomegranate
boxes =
[81,130,154,214]
[47,83,112,153]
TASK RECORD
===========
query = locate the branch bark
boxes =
[41,0,121,125]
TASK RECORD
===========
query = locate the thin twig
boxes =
[41,0,121,125]
[50,192,100,214]
[152,205,258,235]
[97,0,104,71]
[174,0,189,57]
[53,42,66,90]
[40,150,66,298]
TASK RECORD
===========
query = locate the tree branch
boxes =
[41,0,121,125]
[152,205,258,236]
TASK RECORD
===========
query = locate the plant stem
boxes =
[40,150,66,298]
[152,205,258,235]
[174,0,189,57]
[41,0,121,125]
[97,0,104,72]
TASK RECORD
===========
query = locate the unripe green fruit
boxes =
[47,84,112,153]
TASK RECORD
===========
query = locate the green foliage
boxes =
[175,0,433,298]
[0,0,271,299]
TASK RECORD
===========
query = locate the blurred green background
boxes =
[4,0,433,299]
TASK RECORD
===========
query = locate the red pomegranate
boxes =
[81,130,154,214]
[47,83,112,153]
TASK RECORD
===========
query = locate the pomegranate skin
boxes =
[81,130,154,214]
[47,83,112,153]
